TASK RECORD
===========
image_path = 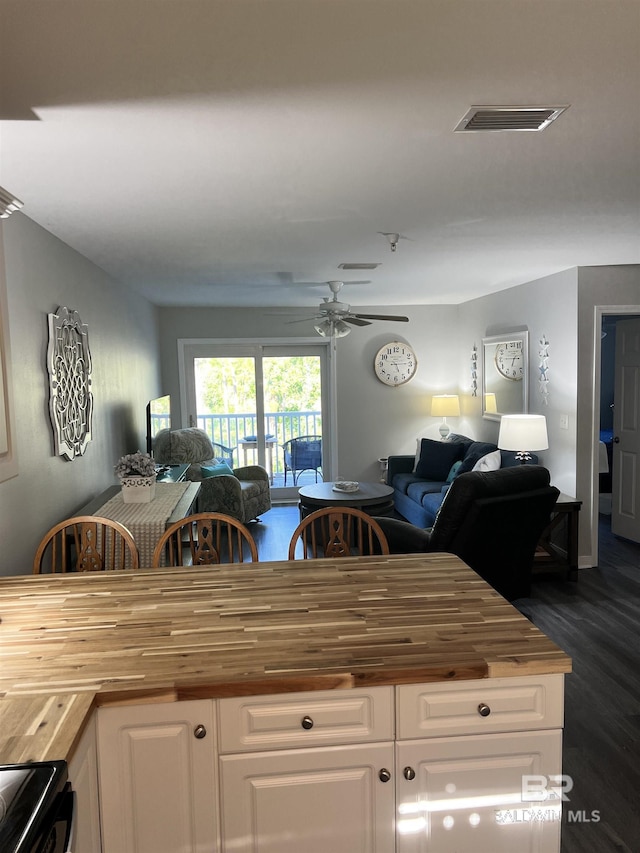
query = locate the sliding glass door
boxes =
[181,341,331,500]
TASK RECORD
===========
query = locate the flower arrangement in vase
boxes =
[115,451,157,503]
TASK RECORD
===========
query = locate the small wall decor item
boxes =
[115,451,157,503]
[538,334,550,405]
[471,343,478,396]
[47,306,93,460]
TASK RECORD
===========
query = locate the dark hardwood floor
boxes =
[251,504,640,852]
[518,514,640,853]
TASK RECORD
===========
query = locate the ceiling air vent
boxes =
[338,262,381,270]
[454,105,568,132]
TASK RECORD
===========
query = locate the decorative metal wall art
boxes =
[47,306,93,460]
[538,334,550,405]
[471,343,478,396]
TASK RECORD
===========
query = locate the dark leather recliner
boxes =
[375,465,559,600]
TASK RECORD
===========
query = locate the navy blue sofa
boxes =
[387,433,536,528]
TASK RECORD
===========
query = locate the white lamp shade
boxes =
[498,414,548,451]
[431,395,460,418]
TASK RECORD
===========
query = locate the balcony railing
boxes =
[150,411,322,483]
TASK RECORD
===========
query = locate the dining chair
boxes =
[288,506,390,560]
[152,512,259,566]
[33,515,139,573]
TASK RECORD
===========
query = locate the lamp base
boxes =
[515,451,533,464]
[439,422,451,440]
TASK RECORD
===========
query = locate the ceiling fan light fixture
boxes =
[333,319,352,338]
[313,318,351,338]
[313,319,332,337]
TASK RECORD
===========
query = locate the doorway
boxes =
[179,340,332,501]
[595,309,640,557]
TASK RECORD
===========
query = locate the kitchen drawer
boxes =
[218,687,394,753]
[397,674,564,739]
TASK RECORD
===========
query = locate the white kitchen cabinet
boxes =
[218,687,395,853]
[92,676,565,853]
[68,714,102,853]
[97,699,218,853]
[395,675,564,853]
[220,742,395,853]
[396,731,562,852]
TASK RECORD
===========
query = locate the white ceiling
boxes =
[1,0,639,310]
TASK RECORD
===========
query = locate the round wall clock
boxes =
[374,341,418,386]
[494,340,524,381]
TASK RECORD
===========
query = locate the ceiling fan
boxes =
[283,281,409,338]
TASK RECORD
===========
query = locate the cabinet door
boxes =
[97,700,217,853]
[396,730,562,853]
[68,714,102,853]
[220,742,395,853]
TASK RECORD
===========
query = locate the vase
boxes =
[120,475,156,504]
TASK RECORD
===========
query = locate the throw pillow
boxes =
[201,462,235,478]
[445,460,463,483]
[415,438,466,481]
[472,449,502,472]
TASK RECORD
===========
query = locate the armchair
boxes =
[375,465,559,600]
[154,428,271,523]
[282,435,323,485]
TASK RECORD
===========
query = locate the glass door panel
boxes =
[263,355,323,489]
[183,343,330,500]
[194,356,258,469]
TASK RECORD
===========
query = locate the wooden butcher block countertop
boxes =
[0,553,571,764]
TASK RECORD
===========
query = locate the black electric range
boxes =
[0,761,73,853]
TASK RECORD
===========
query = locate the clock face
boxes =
[374,342,418,386]
[494,341,524,381]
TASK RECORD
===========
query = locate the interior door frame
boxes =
[177,337,335,496]
[592,305,640,560]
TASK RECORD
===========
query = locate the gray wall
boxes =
[157,303,463,484]
[0,216,161,576]
[1,208,637,575]
[458,269,579,498]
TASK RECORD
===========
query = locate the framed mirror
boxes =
[482,331,529,421]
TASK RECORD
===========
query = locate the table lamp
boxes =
[431,394,460,439]
[484,393,498,414]
[497,414,548,463]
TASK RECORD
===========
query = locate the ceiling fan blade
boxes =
[284,315,323,325]
[353,313,409,322]
[344,317,372,327]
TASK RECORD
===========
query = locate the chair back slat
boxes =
[288,507,389,560]
[33,516,139,574]
[152,513,259,567]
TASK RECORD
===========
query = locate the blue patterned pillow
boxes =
[201,462,234,478]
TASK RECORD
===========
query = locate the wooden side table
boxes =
[534,493,581,580]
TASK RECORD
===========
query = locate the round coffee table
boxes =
[298,481,395,518]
